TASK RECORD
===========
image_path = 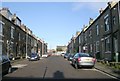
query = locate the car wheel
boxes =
[75,63,79,69]
[91,66,94,69]
[8,67,12,73]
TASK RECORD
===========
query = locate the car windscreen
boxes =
[79,53,92,57]
[31,54,37,57]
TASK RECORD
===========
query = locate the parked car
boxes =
[9,54,13,60]
[28,53,40,61]
[42,54,48,58]
[64,53,69,59]
[61,53,65,56]
[71,53,96,69]
[67,54,74,61]
[0,54,12,75]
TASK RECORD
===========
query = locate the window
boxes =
[0,21,4,36]
[89,29,92,38]
[90,44,92,52]
[105,37,110,52]
[34,40,37,47]
[0,22,2,34]
[104,14,110,31]
[10,42,14,53]
[96,24,99,35]
[0,21,4,43]
[19,33,21,41]
[96,41,99,52]
[8,10,12,20]
[113,16,116,25]
[74,53,79,58]
[16,18,21,26]
[11,26,14,39]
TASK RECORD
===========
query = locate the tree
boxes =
[56,48,63,51]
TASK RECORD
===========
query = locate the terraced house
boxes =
[0,8,48,60]
[67,1,120,62]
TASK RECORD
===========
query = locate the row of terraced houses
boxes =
[0,8,47,60]
[67,1,120,62]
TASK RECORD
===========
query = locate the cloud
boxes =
[72,2,107,12]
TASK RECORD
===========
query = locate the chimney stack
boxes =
[89,18,94,25]
[99,8,104,14]
[107,1,117,8]
[11,13,17,23]
[76,31,80,36]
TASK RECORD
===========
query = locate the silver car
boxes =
[71,53,96,69]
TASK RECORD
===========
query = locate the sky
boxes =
[1,1,109,49]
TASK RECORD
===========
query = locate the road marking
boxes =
[80,68,96,71]
[12,64,27,68]
[95,69,119,80]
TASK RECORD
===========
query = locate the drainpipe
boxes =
[108,2,114,62]
[118,1,120,62]
[26,33,28,59]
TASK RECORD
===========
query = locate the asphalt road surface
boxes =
[2,55,120,81]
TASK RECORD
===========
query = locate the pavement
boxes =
[94,62,120,79]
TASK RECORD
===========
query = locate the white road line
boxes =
[12,64,27,68]
[95,69,119,80]
[80,68,96,70]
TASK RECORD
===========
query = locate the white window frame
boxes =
[90,44,92,52]
[0,21,4,36]
[105,36,111,52]
[11,26,14,39]
[96,24,99,35]
[104,14,110,32]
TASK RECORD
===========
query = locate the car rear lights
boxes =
[92,58,96,62]
[78,58,81,61]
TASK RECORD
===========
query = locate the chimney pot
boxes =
[89,18,94,25]
[99,8,104,14]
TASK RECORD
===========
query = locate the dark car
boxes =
[67,54,74,61]
[0,54,12,75]
[71,53,96,69]
[28,53,40,61]
[64,53,69,59]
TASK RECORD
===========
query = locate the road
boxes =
[2,55,119,81]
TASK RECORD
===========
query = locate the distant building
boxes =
[56,45,67,54]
